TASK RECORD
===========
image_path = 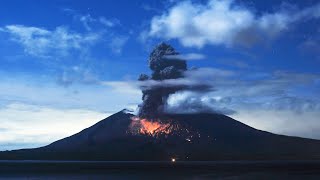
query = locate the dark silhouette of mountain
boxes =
[1,110,320,161]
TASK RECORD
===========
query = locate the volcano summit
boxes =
[1,43,320,161]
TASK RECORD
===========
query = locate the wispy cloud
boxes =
[1,10,128,59]
[61,7,120,30]
[79,14,96,31]
[141,4,162,13]
[165,53,206,60]
[2,25,101,58]
[113,67,320,115]
[0,14,129,88]
[109,36,129,54]
[299,38,320,59]
[232,109,320,139]
[101,81,141,95]
[146,0,320,48]
[0,75,141,112]
[57,66,99,87]
[79,14,119,30]
[99,17,119,27]
[164,69,320,114]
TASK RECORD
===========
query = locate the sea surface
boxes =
[0,160,319,179]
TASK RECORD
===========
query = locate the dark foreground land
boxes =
[0,161,320,179]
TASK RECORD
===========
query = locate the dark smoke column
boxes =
[138,42,187,118]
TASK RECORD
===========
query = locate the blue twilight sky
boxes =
[0,0,319,150]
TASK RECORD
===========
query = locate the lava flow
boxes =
[128,116,201,141]
[129,117,173,137]
[139,119,171,135]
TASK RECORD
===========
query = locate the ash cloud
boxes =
[138,42,187,118]
[137,43,234,117]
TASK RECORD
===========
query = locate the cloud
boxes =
[299,39,320,59]
[135,67,234,92]
[0,103,108,150]
[136,67,320,114]
[112,67,319,102]
[218,58,250,69]
[99,17,118,27]
[262,96,320,113]
[0,74,141,113]
[74,13,127,54]
[2,25,101,58]
[1,12,127,59]
[61,8,119,30]
[232,109,320,139]
[0,18,129,88]
[164,53,206,60]
[146,0,320,48]
[141,4,162,13]
[165,91,236,115]
[79,14,96,31]
[0,128,8,132]
[102,66,319,117]
[109,36,129,54]
[79,14,119,30]
[101,66,320,139]
[101,81,141,95]
[61,7,75,14]
[57,66,99,87]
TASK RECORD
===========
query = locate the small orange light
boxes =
[171,158,176,162]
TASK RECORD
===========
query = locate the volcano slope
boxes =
[1,109,320,161]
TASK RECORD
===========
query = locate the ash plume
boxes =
[138,42,187,118]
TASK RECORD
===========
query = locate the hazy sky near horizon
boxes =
[0,0,319,150]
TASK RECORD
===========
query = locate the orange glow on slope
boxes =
[129,117,172,136]
[128,116,200,139]
[139,119,171,135]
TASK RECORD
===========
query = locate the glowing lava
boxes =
[128,116,201,139]
[139,119,171,135]
[129,117,172,137]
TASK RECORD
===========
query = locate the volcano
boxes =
[1,109,320,161]
[1,43,320,161]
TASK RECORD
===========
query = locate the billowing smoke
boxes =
[138,42,187,118]
[165,91,236,115]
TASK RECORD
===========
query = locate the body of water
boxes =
[0,160,319,179]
